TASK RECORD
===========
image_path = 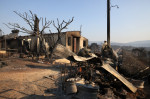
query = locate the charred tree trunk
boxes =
[34,16,40,55]
[49,17,74,59]
[34,15,39,35]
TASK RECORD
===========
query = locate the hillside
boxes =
[89,40,150,47]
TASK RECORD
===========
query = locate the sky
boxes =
[0,0,150,43]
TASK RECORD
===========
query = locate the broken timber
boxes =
[102,64,137,93]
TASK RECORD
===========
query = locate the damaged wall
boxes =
[44,33,66,48]
[66,31,88,53]
[80,36,88,49]
[43,31,88,53]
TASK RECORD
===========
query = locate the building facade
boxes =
[44,31,88,53]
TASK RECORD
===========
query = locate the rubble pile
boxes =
[53,44,149,99]
[64,59,144,99]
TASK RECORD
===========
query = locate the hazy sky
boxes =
[0,0,150,43]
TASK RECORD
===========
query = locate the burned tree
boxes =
[5,11,51,35]
[4,11,74,59]
[53,17,74,44]
[49,17,74,57]
[4,11,52,58]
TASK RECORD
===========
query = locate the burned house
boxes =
[21,31,88,54]
[43,31,88,53]
[0,31,88,55]
[0,30,21,52]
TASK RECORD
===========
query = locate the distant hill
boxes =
[124,40,150,47]
[89,40,150,47]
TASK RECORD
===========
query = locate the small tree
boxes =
[49,17,74,58]
[52,17,74,44]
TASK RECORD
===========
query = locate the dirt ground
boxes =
[0,58,63,99]
[0,57,150,99]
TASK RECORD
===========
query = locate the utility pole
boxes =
[107,0,110,47]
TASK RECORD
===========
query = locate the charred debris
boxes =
[51,43,150,99]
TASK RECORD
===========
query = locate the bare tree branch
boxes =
[7,23,33,34]
[29,10,35,21]
[3,23,15,30]
[52,17,74,44]
[53,17,74,33]
[40,18,52,34]
[49,29,52,34]
[5,10,52,35]
[14,11,34,31]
